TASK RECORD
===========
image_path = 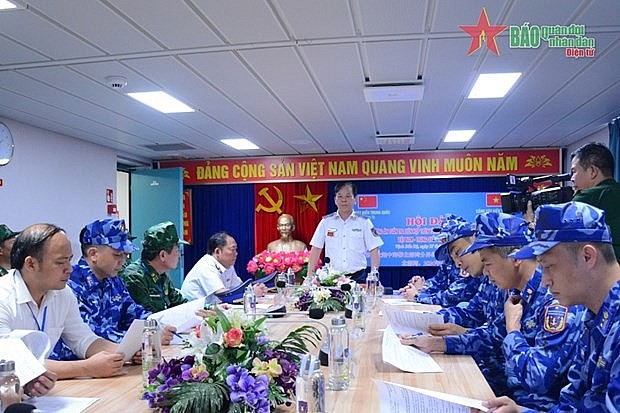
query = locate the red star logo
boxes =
[459,8,507,56]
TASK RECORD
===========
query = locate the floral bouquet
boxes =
[246,250,318,281]
[142,307,321,413]
[294,287,348,312]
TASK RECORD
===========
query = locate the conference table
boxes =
[49,298,495,412]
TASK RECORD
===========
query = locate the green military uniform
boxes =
[119,221,189,312]
[0,224,19,277]
[573,178,620,261]
[120,259,187,312]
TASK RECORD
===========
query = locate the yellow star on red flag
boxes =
[294,185,323,213]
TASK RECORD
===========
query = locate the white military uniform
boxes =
[309,211,384,274]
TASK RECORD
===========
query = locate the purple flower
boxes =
[226,365,270,412]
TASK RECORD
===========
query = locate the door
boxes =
[130,168,185,288]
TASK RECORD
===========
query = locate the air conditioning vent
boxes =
[143,143,195,151]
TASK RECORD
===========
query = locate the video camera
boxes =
[500,173,574,214]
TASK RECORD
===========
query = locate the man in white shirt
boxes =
[0,223,129,380]
[181,231,268,304]
[308,182,384,282]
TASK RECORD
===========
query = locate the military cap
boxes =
[511,201,611,259]
[461,212,533,256]
[0,224,19,244]
[433,214,476,261]
[142,222,188,253]
[80,218,137,253]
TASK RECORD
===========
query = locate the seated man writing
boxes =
[267,214,306,253]
[0,224,133,379]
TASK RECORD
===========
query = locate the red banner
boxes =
[159,149,562,185]
[182,189,192,244]
[253,182,327,254]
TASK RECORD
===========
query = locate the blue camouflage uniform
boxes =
[445,212,585,408]
[49,219,149,360]
[50,257,150,360]
[416,261,482,307]
[511,202,620,412]
[439,275,504,328]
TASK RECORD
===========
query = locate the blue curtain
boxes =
[609,117,620,182]
[184,183,255,283]
[184,177,506,288]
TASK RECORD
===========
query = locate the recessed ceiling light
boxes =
[0,0,18,10]
[468,73,521,99]
[444,130,476,143]
[221,138,260,150]
[127,91,194,113]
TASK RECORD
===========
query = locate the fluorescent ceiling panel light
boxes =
[364,84,424,102]
[468,73,521,99]
[127,91,194,113]
[0,0,18,9]
[444,130,476,143]
[221,138,259,150]
[375,134,414,145]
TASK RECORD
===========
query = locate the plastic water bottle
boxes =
[296,355,326,413]
[328,316,350,391]
[142,319,162,387]
[286,267,296,286]
[366,268,378,309]
[0,359,21,411]
[276,272,287,306]
[351,284,365,333]
[243,284,257,318]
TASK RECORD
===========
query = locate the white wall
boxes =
[0,118,117,260]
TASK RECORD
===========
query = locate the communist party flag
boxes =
[254,182,328,254]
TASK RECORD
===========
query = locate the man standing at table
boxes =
[0,224,19,276]
[307,181,383,282]
[485,202,620,412]
[181,231,268,305]
[0,223,127,379]
[121,222,189,312]
[50,219,174,361]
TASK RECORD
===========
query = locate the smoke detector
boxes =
[105,76,128,90]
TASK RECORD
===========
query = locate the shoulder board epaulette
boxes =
[323,212,337,219]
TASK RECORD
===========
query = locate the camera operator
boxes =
[570,142,620,261]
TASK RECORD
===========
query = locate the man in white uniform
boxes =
[0,223,129,380]
[308,182,384,282]
[181,231,268,304]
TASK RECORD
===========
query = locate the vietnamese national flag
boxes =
[486,193,502,207]
[358,194,378,209]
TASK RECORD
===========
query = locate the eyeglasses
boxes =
[335,195,354,200]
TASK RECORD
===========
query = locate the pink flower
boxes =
[223,327,244,347]
[247,260,258,274]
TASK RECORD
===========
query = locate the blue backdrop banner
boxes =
[357,192,503,267]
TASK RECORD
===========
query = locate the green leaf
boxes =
[168,381,229,413]
[215,306,232,331]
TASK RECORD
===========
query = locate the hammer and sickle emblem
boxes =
[255,186,283,214]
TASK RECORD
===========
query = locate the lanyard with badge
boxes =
[27,304,47,332]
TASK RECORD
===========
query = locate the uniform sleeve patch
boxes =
[371,228,379,237]
[543,304,568,333]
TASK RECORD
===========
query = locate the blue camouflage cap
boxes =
[511,201,611,259]
[461,212,533,256]
[80,218,137,253]
[433,214,476,261]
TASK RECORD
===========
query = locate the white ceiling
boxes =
[0,0,618,165]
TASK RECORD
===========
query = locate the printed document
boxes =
[382,325,442,373]
[383,304,444,335]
